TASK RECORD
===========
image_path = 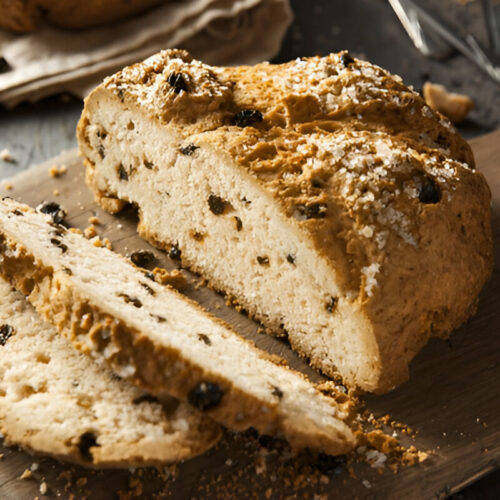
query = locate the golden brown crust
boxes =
[0,0,165,32]
[102,50,474,165]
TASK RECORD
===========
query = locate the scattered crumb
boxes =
[30,462,39,472]
[196,277,208,289]
[20,468,32,479]
[40,481,48,494]
[84,225,97,239]
[53,189,60,196]
[150,267,187,289]
[57,470,72,482]
[48,164,68,178]
[128,477,143,496]
[0,148,15,163]
[117,223,124,230]
[2,182,12,191]
[88,216,101,225]
[76,477,88,488]
[255,455,266,474]
[423,82,473,123]
[69,227,83,235]
[91,236,103,247]
[56,469,73,491]
[0,453,3,460]
[103,238,113,250]
[362,479,372,489]
[366,449,387,468]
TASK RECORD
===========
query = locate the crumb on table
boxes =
[49,164,68,178]
[39,480,48,494]
[88,216,101,225]
[20,468,32,480]
[84,225,97,239]
[0,149,15,163]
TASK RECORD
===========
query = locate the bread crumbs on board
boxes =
[1,398,430,498]
[19,468,32,479]
[48,164,68,178]
[39,480,48,495]
[0,149,15,163]
[84,224,97,239]
[88,215,101,225]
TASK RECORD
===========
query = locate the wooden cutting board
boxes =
[0,131,499,500]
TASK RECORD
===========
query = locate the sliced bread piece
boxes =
[0,198,356,455]
[0,275,220,468]
[77,49,493,393]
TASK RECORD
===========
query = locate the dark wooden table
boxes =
[0,0,499,497]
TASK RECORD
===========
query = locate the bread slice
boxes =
[0,198,356,455]
[77,49,493,393]
[0,275,220,468]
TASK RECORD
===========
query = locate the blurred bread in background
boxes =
[0,0,167,32]
[423,82,474,123]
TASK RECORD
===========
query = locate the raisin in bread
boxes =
[0,0,165,32]
[77,49,493,393]
[0,198,356,455]
[0,276,220,468]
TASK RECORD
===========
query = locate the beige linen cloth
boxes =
[0,0,292,107]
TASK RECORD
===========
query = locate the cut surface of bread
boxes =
[0,198,356,455]
[0,276,220,468]
[77,49,493,393]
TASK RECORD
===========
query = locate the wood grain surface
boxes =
[0,132,499,499]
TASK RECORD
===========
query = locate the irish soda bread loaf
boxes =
[0,0,165,32]
[0,275,220,468]
[77,50,493,393]
[0,198,356,455]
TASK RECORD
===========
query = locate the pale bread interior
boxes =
[82,95,381,390]
[0,275,220,468]
[0,198,356,455]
